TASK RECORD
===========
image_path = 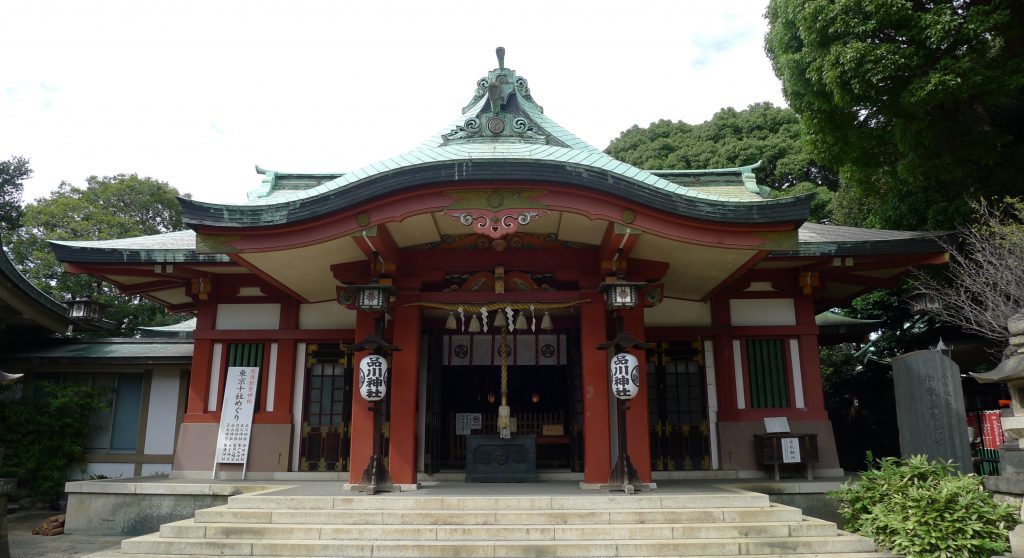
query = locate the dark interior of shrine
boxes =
[432,363,581,470]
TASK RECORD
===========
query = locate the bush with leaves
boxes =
[832,455,1018,557]
[0,382,108,503]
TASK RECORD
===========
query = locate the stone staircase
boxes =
[101,486,890,557]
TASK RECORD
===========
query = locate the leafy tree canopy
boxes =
[0,155,31,233]
[8,174,191,336]
[766,0,1024,230]
[605,102,838,222]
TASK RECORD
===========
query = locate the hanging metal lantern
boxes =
[358,354,390,401]
[68,298,105,320]
[342,282,395,313]
[609,352,640,400]
[598,279,645,310]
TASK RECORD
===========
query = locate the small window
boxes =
[746,339,789,409]
[36,372,146,453]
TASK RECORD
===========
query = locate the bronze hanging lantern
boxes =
[598,279,645,311]
[68,298,105,320]
[345,282,395,313]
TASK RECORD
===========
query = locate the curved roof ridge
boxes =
[0,240,72,321]
[179,49,811,225]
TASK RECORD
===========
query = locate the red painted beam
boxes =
[623,258,670,283]
[599,223,641,274]
[701,250,770,301]
[351,225,401,276]
[400,247,599,275]
[118,279,187,296]
[229,254,310,303]
[821,270,900,290]
[415,291,587,305]
[330,261,371,285]
[195,182,797,254]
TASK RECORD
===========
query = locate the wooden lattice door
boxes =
[648,341,712,471]
[299,344,353,472]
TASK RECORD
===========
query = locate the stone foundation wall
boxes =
[63,480,274,536]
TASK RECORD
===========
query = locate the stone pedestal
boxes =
[0,478,15,558]
[984,474,1024,557]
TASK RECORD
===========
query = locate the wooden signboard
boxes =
[212,366,260,479]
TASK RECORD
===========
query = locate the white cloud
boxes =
[0,0,785,205]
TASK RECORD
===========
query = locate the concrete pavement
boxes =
[7,510,124,558]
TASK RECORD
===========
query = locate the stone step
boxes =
[224,492,771,511]
[160,517,837,540]
[197,503,805,526]
[99,548,897,552]
[122,532,877,557]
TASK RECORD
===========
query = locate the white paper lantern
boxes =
[610,352,640,400]
[358,354,390,401]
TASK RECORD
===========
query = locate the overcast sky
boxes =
[1,1,786,205]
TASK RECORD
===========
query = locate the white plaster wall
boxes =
[215,303,281,330]
[298,301,356,329]
[144,370,180,455]
[643,299,712,327]
[141,463,172,476]
[728,299,796,326]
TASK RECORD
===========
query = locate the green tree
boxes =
[8,174,189,336]
[765,0,1024,230]
[0,382,108,503]
[606,103,838,222]
[0,155,31,233]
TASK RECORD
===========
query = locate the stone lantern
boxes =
[972,314,1024,463]
[971,313,1024,555]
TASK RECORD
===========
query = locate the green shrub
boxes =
[831,454,1019,558]
[0,381,108,503]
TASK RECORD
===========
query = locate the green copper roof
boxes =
[138,317,196,338]
[192,47,810,228]
[49,230,230,264]
[244,67,760,207]
[4,338,193,362]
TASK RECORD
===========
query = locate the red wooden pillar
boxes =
[710,295,738,418]
[388,296,421,485]
[347,311,377,483]
[185,301,217,420]
[580,295,611,484]
[270,298,299,423]
[795,294,826,416]
[622,307,652,482]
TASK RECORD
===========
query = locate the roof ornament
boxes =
[447,47,548,143]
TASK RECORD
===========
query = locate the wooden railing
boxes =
[449,411,570,467]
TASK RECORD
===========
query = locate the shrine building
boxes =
[50,49,946,486]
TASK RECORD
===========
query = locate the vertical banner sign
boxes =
[213,367,260,477]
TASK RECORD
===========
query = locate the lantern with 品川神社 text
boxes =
[610,352,640,400]
[358,354,390,401]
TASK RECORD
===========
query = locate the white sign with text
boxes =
[214,367,260,466]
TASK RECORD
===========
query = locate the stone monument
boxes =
[891,349,973,474]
